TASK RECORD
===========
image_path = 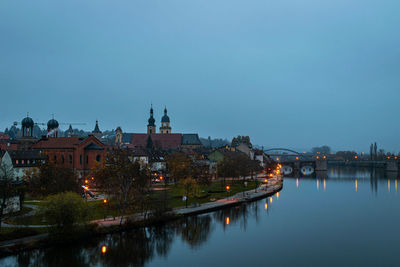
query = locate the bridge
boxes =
[263,148,400,176]
[263,148,327,176]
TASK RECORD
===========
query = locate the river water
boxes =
[2,166,400,266]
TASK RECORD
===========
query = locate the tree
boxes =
[23,161,79,197]
[234,154,253,183]
[191,162,211,186]
[217,157,237,186]
[0,162,18,231]
[180,177,199,207]
[165,152,192,183]
[40,192,91,234]
[93,149,150,226]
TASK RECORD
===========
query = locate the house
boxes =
[0,150,46,181]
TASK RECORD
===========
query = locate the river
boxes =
[2,166,400,266]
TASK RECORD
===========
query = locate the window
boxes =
[86,155,89,164]
[61,155,65,164]
[16,160,19,164]
[53,155,57,163]
[80,155,82,165]
[69,155,73,165]
[96,155,101,162]
[22,160,25,164]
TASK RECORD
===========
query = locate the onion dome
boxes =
[21,116,34,128]
[148,116,155,126]
[116,126,122,132]
[161,107,170,123]
[47,119,59,130]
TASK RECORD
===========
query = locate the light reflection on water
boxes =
[2,166,400,267]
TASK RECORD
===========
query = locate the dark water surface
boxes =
[2,167,400,266]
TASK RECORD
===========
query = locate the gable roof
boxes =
[84,143,105,150]
[131,133,182,149]
[31,137,86,149]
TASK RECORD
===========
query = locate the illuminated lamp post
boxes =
[103,199,107,221]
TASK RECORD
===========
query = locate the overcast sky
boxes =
[1,0,399,152]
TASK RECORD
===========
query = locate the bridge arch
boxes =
[263,148,302,155]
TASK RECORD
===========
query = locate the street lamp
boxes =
[103,199,107,220]
[226,185,230,197]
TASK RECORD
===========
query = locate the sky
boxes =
[1,0,400,153]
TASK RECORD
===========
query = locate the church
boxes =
[115,106,202,150]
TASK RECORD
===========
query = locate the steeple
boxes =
[92,120,102,139]
[93,120,101,133]
[147,105,156,134]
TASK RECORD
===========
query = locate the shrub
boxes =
[40,192,91,234]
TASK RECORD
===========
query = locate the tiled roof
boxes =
[7,150,46,160]
[0,134,10,140]
[181,134,202,145]
[131,134,182,149]
[0,143,18,151]
[31,137,87,149]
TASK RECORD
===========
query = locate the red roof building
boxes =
[31,135,106,178]
[131,133,183,149]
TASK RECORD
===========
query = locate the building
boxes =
[0,150,46,181]
[181,134,203,149]
[129,105,202,150]
[31,135,106,178]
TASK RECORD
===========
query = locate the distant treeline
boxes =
[200,137,230,148]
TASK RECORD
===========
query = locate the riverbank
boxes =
[0,176,283,257]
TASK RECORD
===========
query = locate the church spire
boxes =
[147,105,156,134]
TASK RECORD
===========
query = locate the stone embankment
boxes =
[174,176,283,216]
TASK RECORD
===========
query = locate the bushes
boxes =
[40,192,91,234]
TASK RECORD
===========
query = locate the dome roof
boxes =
[161,114,170,123]
[21,116,34,128]
[161,107,170,123]
[116,126,122,132]
[47,119,59,130]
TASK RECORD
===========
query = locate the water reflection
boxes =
[3,166,400,266]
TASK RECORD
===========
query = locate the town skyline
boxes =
[1,107,397,154]
[2,0,400,152]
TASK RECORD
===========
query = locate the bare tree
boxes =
[0,161,17,230]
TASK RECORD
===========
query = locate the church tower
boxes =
[147,105,156,134]
[160,106,171,134]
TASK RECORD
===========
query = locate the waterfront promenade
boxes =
[0,176,283,252]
